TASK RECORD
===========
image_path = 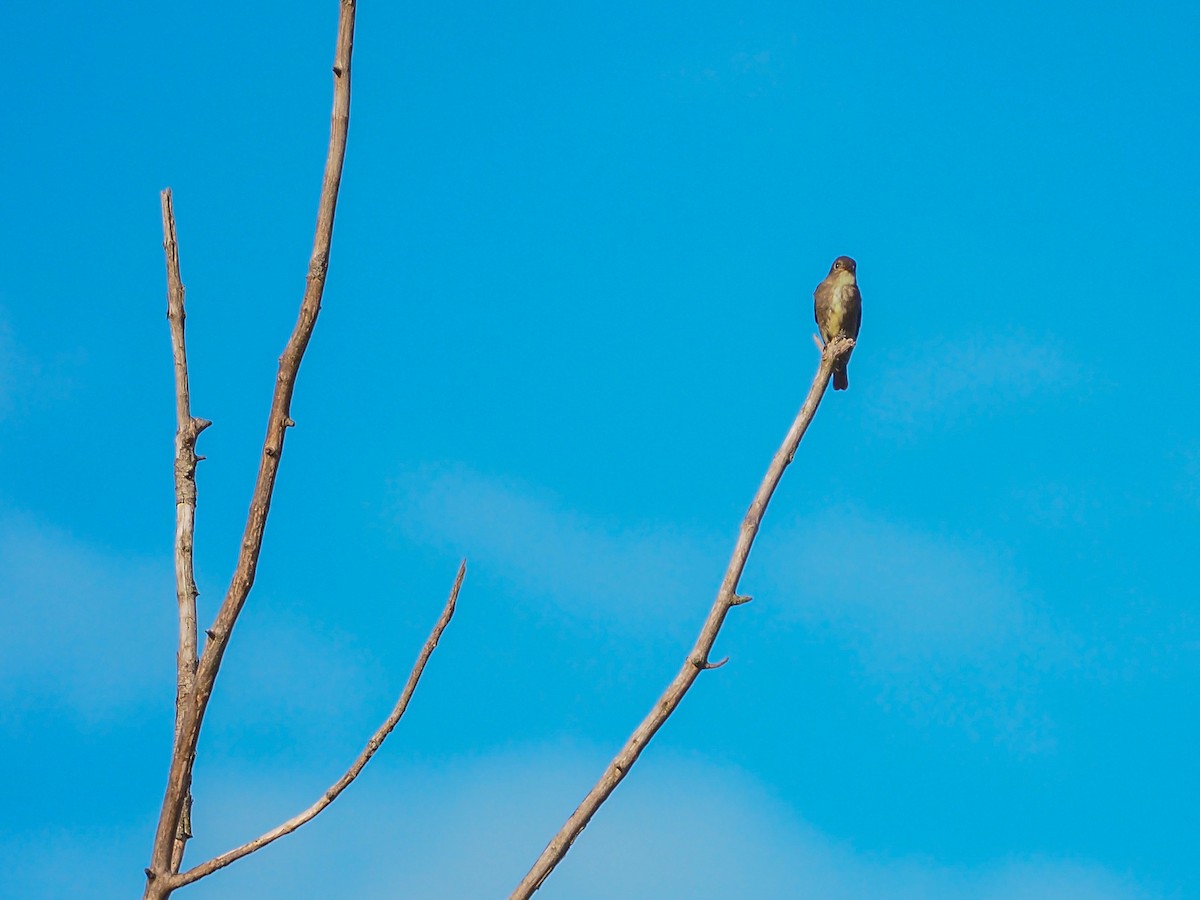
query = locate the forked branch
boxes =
[145,2,358,895]
[511,335,855,898]
[167,561,467,890]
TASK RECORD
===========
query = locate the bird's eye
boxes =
[834,261,841,268]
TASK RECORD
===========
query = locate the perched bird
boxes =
[813,255,862,391]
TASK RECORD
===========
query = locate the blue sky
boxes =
[2,1,1198,897]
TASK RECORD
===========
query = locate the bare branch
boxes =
[161,188,211,872]
[168,562,467,890]
[145,3,358,893]
[511,335,855,898]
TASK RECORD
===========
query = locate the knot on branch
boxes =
[308,255,330,280]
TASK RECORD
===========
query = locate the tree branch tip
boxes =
[284,417,296,427]
[445,560,467,598]
[731,593,752,605]
[205,629,216,639]
[144,868,155,880]
[702,656,731,670]
[812,333,825,352]
[193,417,213,432]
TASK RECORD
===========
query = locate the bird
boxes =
[813,255,862,391]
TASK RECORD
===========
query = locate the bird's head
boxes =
[825,255,858,286]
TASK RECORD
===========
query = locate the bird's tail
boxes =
[833,366,849,391]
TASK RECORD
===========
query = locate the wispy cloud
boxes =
[391,465,1063,671]
[752,508,1071,749]
[21,745,1147,899]
[389,467,1080,749]
[0,511,383,728]
[867,332,1083,432]
[756,509,1040,656]
[391,464,726,628]
[0,512,175,718]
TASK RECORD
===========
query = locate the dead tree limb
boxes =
[161,188,212,872]
[168,561,467,890]
[144,3,359,896]
[511,334,856,899]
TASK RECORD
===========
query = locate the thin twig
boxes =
[145,3,357,894]
[161,188,212,873]
[511,335,855,899]
[168,562,467,890]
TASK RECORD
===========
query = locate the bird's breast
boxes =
[826,287,847,332]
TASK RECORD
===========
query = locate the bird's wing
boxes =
[845,285,863,339]
[814,283,832,340]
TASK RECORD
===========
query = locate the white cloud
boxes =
[0,510,383,728]
[391,466,1069,670]
[390,467,1078,749]
[753,508,1075,753]
[0,511,175,717]
[867,332,1082,432]
[755,509,1039,657]
[391,464,726,628]
[13,745,1146,900]
[751,508,1072,750]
